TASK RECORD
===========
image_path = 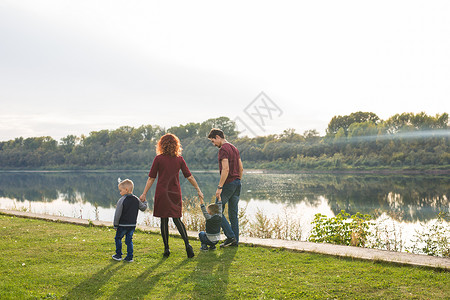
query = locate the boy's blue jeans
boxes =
[199,231,218,247]
[218,179,241,243]
[115,226,135,259]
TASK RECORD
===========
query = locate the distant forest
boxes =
[0,111,449,170]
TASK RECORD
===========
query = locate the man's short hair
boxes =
[208,128,224,139]
[207,203,220,215]
[118,179,134,192]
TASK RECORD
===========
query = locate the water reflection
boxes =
[0,171,449,222]
[0,171,152,208]
[238,173,449,222]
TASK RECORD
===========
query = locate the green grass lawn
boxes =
[0,215,449,299]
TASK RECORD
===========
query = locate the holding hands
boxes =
[140,177,155,202]
[197,189,204,202]
[215,188,222,200]
[139,194,146,202]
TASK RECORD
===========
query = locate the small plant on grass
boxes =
[308,210,371,247]
[272,208,302,241]
[408,212,450,257]
[249,208,273,238]
[238,204,249,236]
[272,215,286,240]
[18,206,29,212]
[367,215,405,252]
[93,202,99,221]
[142,211,159,227]
[287,219,302,241]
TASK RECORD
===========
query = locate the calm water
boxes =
[1,171,449,247]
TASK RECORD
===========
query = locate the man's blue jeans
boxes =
[115,226,135,259]
[218,179,241,243]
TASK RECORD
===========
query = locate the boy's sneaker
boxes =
[200,245,209,251]
[220,237,237,248]
[112,254,122,261]
[209,245,217,251]
[123,256,134,263]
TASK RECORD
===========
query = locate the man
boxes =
[208,128,244,247]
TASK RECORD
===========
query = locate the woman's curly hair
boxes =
[156,133,183,157]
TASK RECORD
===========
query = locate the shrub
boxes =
[308,210,371,247]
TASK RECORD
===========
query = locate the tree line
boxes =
[0,112,448,170]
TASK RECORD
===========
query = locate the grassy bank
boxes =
[1,215,449,299]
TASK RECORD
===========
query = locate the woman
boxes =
[140,133,203,258]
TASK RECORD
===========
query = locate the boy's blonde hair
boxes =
[118,179,134,192]
[207,203,220,215]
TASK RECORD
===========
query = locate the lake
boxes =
[0,170,449,250]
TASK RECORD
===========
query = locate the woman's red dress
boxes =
[148,154,192,218]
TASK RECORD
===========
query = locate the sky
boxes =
[1,0,449,141]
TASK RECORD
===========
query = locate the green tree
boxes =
[327,111,380,136]
[167,122,200,140]
[277,128,303,142]
[198,116,238,138]
[383,112,448,134]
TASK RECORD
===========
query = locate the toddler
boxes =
[199,197,222,251]
[112,179,147,262]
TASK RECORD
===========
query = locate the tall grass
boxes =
[367,214,405,252]
[241,207,303,241]
[408,212,450,257]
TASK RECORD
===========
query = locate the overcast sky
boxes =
[1,0,449,141]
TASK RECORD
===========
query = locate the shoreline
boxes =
[0,168,449,175]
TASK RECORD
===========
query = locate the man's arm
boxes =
[238,158,244,180]
[216,158,229,199]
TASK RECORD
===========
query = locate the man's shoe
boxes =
[200,245,209,251]
[209,245,217,251]
[124,256,134,262]
[220,237,237,248]
[112,254,122,261]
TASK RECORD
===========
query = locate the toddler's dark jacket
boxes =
[114,194,147,228]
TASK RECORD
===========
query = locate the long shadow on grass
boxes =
[63,261,124,299]
[164,247,238,299]
[109,257,189,299]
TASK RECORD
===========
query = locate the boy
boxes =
[199,197,222,251]
[112,179,147,262]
